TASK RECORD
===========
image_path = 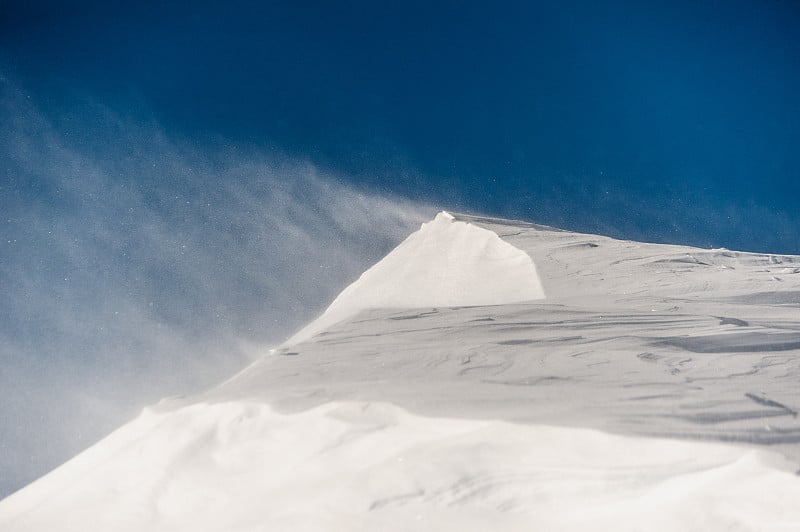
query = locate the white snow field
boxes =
[2,212,800,531]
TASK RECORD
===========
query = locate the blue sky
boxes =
[3,0,799,251]
[1,0,799,498]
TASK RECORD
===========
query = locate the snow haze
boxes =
[0,81,432,498]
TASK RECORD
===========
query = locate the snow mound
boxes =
[287,211,545,344]
[2,400,798,532]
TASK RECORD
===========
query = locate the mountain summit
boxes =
[2,212,799,531]
[287,211,546,344]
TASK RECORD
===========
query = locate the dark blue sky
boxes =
[2,0,799,252]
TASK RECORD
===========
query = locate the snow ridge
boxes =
[286,211,545,344]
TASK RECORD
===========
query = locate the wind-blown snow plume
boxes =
[0,78,432,498]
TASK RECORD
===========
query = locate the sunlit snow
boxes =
[1,212,798,531]
[287,211,545,344]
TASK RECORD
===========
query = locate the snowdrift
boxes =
[2,401,799,532]
[287,211,545,344]
[2,211,799,532]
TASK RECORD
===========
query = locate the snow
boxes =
[286,211,545,344]
[2,211,799,531]
[1,401,798,532]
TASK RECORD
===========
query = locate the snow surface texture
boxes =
[287,211,546,344]
[2,212,799,531]
[1,401,798,532]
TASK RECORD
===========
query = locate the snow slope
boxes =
[1,211,799,531]
[286,211,545,344]
[1,401,798,532]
